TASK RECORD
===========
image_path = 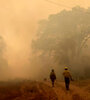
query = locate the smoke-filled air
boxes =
[0,0,90,80]
[0,0,90,100]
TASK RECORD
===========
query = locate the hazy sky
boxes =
[0,0,90,78]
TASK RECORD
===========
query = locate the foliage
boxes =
[32,6,90,79]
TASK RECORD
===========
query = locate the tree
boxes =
[32,6,90,79]
[0,36,10,80]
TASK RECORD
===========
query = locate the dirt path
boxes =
[44,81,90,100]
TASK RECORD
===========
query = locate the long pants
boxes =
[51,80,55,87]
[64,77,70,90]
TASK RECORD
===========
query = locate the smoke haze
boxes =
[0,0,90,80]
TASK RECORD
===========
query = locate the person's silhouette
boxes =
[50,69,56,87]
[63,67,73,90]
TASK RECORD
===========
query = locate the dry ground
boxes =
[0,80,89,100]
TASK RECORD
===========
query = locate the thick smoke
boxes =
[31,6,90,80]
[0,0,90,80]
[0,0,68,81]
[0,37,10,81]
[0,0,61,80]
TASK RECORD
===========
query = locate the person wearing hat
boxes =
[63,67,73,90]
[50,69,56,87]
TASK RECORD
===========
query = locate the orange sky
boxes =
[0,0,90,78]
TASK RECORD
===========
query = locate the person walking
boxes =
[50,69,56,87]
[63,67,73,90]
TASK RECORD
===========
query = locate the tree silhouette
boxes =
[32,6,90,79]
[0,36,10,80]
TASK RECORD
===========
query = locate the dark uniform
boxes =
[50,69,56,87]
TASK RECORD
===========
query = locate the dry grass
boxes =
[0,80,90,100]
[0,81,57,100]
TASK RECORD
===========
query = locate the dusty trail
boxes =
[44,81,90,100]
[0,81,90,100]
